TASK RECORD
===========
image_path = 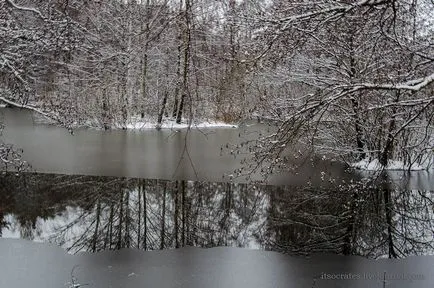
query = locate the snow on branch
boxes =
[5,0,45,20]
[274,0,390,26]
[0,96,49,118]
[248,0,392,63]
[352,72,434,92]
[277,72,433,123]
[0,96,69,129]
[0,56,30,92]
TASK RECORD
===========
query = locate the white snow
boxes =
[114,117,237,130]
[351,158,431,171]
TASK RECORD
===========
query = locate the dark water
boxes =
[1,108,249,182]
[0,108,352,186]
[1,108,433,189]
[1,172,432,258]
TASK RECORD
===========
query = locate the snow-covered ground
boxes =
[25,110,238,130]
[115,118,238,130]
[351,158,433,171]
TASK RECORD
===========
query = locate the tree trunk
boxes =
[143,180,147,250]
[141,0,150,118]
[181,180,186,247]
[380,92,399,166]
[342,190,358,255]
[120,65,129,129]
[351,97,366,160]
[160,182,167,249]
[92,199,101,252]
[102,87,110,130]
[141,49,148,119]
[172,0,183,118]
[174,181,180,248]
[157,91,168,126]
[137,181,142,248]
[124,191,130,248]
[0,210,4,237]
[347,33,365,160]
[176,0,191,124]
[117,190,124,250]
[382,174,398,258]
[107,203,114,249]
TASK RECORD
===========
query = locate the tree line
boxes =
[0,0,433,170]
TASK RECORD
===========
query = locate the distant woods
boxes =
[0,0,433,169]
[1,0,258,127]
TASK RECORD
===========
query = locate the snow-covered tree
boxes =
[241,0,434,175]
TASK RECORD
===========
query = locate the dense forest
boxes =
[0,0,433,172]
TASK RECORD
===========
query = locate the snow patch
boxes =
[116,118,237,130]
[351,158,430,171]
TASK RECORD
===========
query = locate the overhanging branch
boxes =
[0,96,69,129]
[352,72,434,92]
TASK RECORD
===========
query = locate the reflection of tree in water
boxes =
[360,174,434,258]
[263,175,434,258]
[0,209,4,237]
[264,185,353,255]
[0,173,268,253]
[0,172,432,258]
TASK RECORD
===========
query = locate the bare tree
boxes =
[239,0,433,175]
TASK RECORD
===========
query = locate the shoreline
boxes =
[351,158,433,172]
[118,118,238,130]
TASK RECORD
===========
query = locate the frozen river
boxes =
[1,108,432,189]
[0,238,433,288]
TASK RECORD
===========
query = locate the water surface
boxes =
[1,172,432,258]
[1,108,432,189]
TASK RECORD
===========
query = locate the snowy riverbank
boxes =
[114,117,238,130]
[0,106,238,130]
[351,158,433,171]
[29,112,239,130]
